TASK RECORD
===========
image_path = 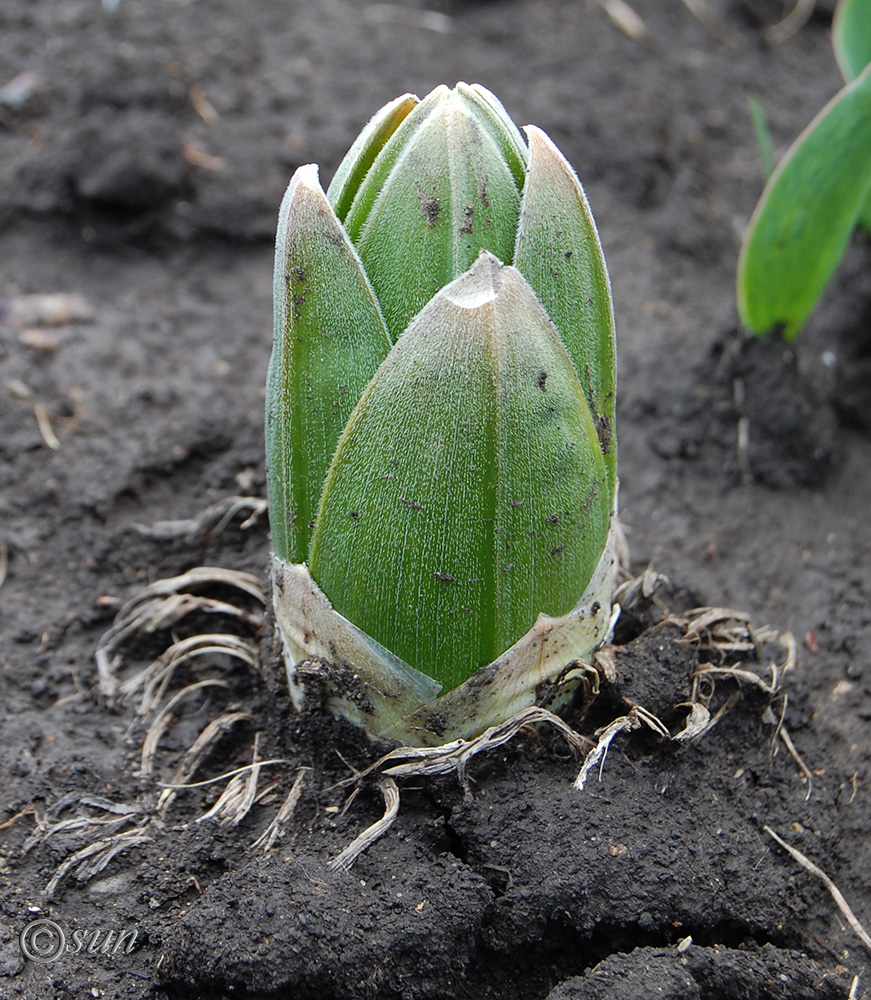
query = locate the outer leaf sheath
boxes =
[308,253,609,692]
[266,165,392,563]
[514,125,616,497]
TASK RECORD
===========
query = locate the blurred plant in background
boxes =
[737,0,871,340]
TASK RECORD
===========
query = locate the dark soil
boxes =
[2,1,871,998]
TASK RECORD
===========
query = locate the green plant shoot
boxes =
[266,84,617,745]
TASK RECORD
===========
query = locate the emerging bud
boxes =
[267,84,617,746]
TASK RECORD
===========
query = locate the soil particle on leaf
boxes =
[420,195,440,227]
[460,202,474,235]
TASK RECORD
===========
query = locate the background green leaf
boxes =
[747,96,776,182]
[833,0,871,82]
[833,0,871,232]
[308,254,610,691]
[737,63,871,340]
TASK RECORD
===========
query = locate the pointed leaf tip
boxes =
[344,85,525,339]
[267,162,392,563]
[327,92,420,221]
[442,250,504,309]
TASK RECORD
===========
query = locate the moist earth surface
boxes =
[1,1,870,998]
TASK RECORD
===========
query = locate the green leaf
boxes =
[344,85,525,340]
[747,96,776,182]
[341,85,451,243]
[308,253,610,692]
[737,63,871,340]
[326,92,419,223]
[833,0,871,81]
[832,0,871,234]
[460,83,529,190]
[859,191,871,233]
[514,125,616,495]
[266,165,392,563]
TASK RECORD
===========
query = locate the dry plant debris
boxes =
[765,825,871,955]
[18,553,813,911]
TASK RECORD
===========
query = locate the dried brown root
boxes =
[134,495,267,542]
[328,777,400,872]
[574,705,669,791]
[666,609,813,795]
[195,732,265,827]
[676,605,787,662]
[356,705,591,788]
[774,719,814,801]
[322,707,593,869]
[672,700,717,741]
[22,796,142,856]
[763,0,815,45]
[33,751,301,894]
[321,590,805,861]
[95,565,265,698]
[251,769,310,852]
[34,564,277,894]
[32,560,285,897]
[140,679,231,776]
[0,805,36,833]
[14,796,156,896]
[95,565,268,808]
[44,828,153,900]
[597,0,650,45]
[573,602,804,794]
[679,0,740,47]
[122,633,260,715]
[157,709,255,818]
[674,607,794,708]
[612,562,669,609]
[765,825,871,955]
